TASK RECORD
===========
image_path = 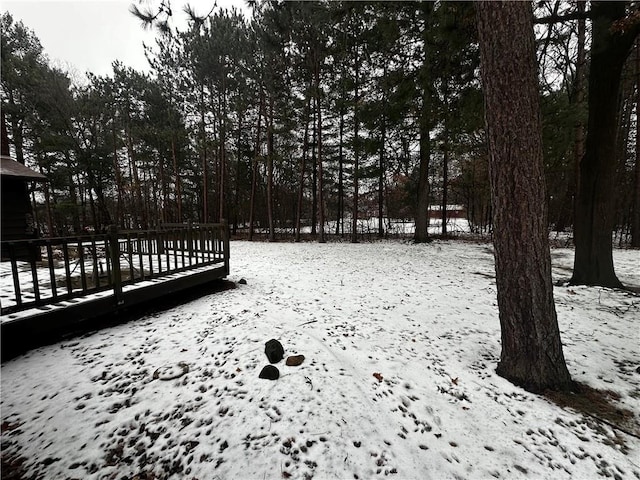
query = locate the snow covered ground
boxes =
[1,239,639,480]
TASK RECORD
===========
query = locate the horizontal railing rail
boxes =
[0,222,229,316]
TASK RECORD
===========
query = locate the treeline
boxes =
[1,1,638,243]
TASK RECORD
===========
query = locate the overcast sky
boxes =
[3,1,247,79]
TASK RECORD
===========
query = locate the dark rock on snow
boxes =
[286,355,305,367]
[238,278,247,285]
[265,339,284,363]
[258,365,280,380]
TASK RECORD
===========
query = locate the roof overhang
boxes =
[0,156,48,182]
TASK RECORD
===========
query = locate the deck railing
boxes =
[0,223,229,315]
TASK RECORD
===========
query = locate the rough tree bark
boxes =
[414,2,434,244]
[267,95,275,242]
[351,45,361,244]
[633,40,640,248]
[248,90,264,242]
[414,106,431,244]
[441,76,450,237]
[571,1,639,287]
[219,81,227,223]
[295,92,311,243]
[476,1,574,392]
[199,84,209,224]
[311,109,317,236]
[112,123,123,227]
[336,98,346,237]
[171,134,182,223]
[0,111,9,156]
[314,47,326,244]
[126,111,145,228]
[378,117,386,239]
[553,0,587,235]
[378,65,387,239]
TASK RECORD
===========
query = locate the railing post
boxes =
[157,231,165,255]
[188,222,194,259]
[108,225,123,306]
[222,219,230,276]
[28,240,41,305]
[78,238,87,292]
[46,240,57,299]
[62,239,72,295]
[8,242,22,309]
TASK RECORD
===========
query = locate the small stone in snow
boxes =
[286,355,305,366]
[258,365,280,380]
[265,339,284,363]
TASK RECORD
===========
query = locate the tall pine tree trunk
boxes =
[571,1,639,287]
[378,65,387,239]
[295,92,312,243]
[158,149,167,225]
[219,81,227,223]
[616,71,635,246]
[414,2,434,244]
[0,111,9,157]
[65,152,81,233]
[547,0,587,234]
[315,49,326,244]
[248,91,264,241]
[442,78,450,237]
[267,95,275,242]
[200,84,209,224]
[126,114,144,228]
[112,124,123,227]
[351,46,361,244]
[233,109,244,235]
[171,135,182,223]
[311,107,318,236]
[476,1,574,392]
[633,41,640,248]
[415,107,431,243]
[41,165,55,236]
[378,127,385,238]
[337,102,345,237]
[7,91,25,165]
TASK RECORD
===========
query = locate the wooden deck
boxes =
[1,223,229,360]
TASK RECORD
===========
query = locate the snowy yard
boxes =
[1,239,639,480]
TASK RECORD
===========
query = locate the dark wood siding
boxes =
[1,177,39,260]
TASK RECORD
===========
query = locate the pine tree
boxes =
[571,1,639,287]
[476,1,574,392]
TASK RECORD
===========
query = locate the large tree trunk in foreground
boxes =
[414,109,431,243]
[571,1,639,287]
[476,1,574,392]
[414,2,434,244]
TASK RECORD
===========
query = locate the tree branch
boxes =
[611,9,640,36]
[534,10,591,24]
[537,1,561,65]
